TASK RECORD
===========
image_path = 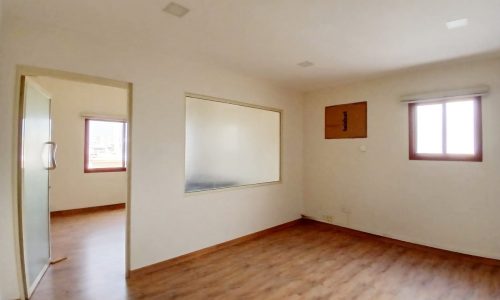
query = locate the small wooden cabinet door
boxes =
[325,101,367,139]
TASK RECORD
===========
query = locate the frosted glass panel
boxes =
[22,79,51,294]
[446,100,475,154]
[416,104,443,154]
[185,96,280,192]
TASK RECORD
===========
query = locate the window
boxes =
[185,95,281,192]
[409,97,482,161]
[84,119,127,172]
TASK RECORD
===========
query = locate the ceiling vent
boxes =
[163,2,190,18]
[297,61,314,68]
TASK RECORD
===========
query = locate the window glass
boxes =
[446,100,475,154]
[86,120,126,171]
[409,97,481,162]
[416,104,443,154]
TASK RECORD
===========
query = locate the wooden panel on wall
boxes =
[325,101,367,139]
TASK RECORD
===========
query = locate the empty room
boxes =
[0,1,499,300]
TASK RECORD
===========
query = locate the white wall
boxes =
[303,56,500,260]
[0,2,11,299]
[33,76,128,212]
[0,3,19,300]
[0,16,304,299]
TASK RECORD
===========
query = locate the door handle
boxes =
[44,142,57,170]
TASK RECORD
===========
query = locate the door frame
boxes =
[13,65,133,299]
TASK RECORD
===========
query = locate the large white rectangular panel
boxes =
[185,96,280,192]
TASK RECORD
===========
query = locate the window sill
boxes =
[409,154,482,162]
[84,167,127,173]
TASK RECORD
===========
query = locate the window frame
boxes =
[84,118,128,173]
[408,96,482,162]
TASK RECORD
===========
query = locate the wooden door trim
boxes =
[16,75,29,299]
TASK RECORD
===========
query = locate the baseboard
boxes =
[130,214,500,280]
[129,218,302,279]
[301,215,500,267]
[50,203,125,217]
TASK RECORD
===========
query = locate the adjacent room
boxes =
[0,1,499,300]
[21,76,129,300]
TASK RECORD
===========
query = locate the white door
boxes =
[19,77,55,298]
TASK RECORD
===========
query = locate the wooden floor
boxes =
[32,208,127,300]
[34,209,500,299]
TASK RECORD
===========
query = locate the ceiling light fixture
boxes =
[297,61,314,68]
[163,2,190,18]
[446,18,468,29]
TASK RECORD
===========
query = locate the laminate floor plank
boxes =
[31,210,500,299]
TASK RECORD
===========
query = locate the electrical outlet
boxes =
[322,215,333,223]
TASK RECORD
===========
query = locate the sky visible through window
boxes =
[87,120,126,169]
[415,99,475,155]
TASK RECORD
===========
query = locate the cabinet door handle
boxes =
[342,111,348,131]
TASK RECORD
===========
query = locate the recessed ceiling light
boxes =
[446,18,468,29]
[297,61,314,68]
[163,2,190,18]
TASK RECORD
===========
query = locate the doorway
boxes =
[15,66,132,299]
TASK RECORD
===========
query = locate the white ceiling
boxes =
[5,0,500,91]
